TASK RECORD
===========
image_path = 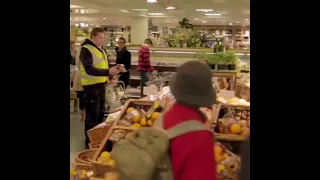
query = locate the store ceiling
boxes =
[70,0,250,26]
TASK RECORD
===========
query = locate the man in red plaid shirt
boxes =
[138,39,154,86]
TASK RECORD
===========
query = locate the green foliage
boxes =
[178,18,193,29]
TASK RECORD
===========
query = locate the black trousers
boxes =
[83,85,106,146]
[76,91,85,110]
[119,71,130,88]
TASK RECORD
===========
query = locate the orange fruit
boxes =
[140,117,147,127]
[147,120,153,127]
[229,124,241,134]
[126,107,135,114]
[151,112,161,121]
[215,154,224,163]
[214,144,223,155]
[132,115,141,123]
[222,153,229,159]
[241,127,250,137]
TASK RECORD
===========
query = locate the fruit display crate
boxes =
[91,99,164,163]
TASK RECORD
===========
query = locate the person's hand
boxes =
[109,66,120,76]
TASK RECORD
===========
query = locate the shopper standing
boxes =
[163,61,216,180]
[79,27,120,147]
[137,38,153,86]
[115,37,131,88]
[70,40,76,65]
[72,50,85,121]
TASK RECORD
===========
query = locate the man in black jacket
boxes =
[79,27,120,147]
[115,37,131,88]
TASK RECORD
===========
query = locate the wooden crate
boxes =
[87,122,113,149]
[91,99,164,162]
[235,82,250,102]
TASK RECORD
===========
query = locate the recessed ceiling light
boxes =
[205,13,221,16]
[147,0,157,3]
[236,21,239,23]
[203,21,206,23]
[229,22,232,25]
[174,19,177,21]
[117,22,119,24]
[194,18,199,20]
[131,9,148,11]
[103,17,106,19]
[119,9,129,13]
[70,17,72,20]
[196,9,213,12]
[70,5,82,8]
[166,6,176,10]
[75,24,79,26]
[148,13,164,15]
[80,9,85,14]
[245,19,248,20]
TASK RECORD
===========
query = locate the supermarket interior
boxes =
[70,0,250,179]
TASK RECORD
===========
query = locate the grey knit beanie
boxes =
[170,61,215,108]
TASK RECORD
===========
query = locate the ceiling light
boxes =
[202,21,206,23]
[117,22,119,24]
[148,13,164,15]
[103,17,106,19]
[80,9,85,14]
[119,9,129,13]
[174,19,177,21]
[131,9,148,11]
[194,18,199,20]
[229,22,232,25]
[236,21,239,23]
[70,5,82,8]
[196,9,213,12]
[205,13,221,16]
[245,19,248,20]
[75,24,79,26]
[166,6,176,10]
[147,0,157,3]
[70,17,72,20]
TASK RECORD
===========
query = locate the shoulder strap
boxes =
[167,120,211,139]
[152,114,212,139]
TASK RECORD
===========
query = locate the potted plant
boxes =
[206,54,217,70]
[215,52,229,70]
[224,51,238,70]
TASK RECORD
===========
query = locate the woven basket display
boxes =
[75,148,97,165]
[235,82,250,102]
[75,163,94,172]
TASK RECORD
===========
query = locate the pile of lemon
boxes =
[126,107,161,128]
[70,168,87,179]
[97,151,115,167]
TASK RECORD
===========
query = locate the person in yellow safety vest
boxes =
[79,27,120,148]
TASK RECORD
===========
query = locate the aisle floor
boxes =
[70,112,86,165]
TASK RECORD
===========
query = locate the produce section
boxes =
[71,80,250,179]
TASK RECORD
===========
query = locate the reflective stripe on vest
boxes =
[80,44,110,86]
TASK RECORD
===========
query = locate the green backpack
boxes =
[112,117,212,180]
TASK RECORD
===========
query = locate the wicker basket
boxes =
[75,148,97,165]
[91,99,164,161]
[75,163,94,171]
[88,159,117,178]
[235,82,250,102]
[215,133,248,141]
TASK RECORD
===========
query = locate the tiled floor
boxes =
[70,111,86,165]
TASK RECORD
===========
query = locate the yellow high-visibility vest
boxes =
[80,44,109,86]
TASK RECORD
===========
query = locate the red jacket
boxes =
[163,104,216,180]
[137,45,153,72]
